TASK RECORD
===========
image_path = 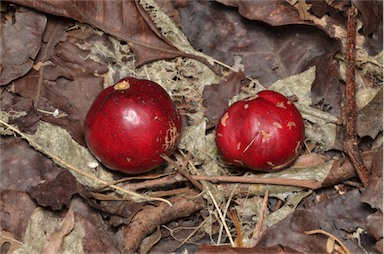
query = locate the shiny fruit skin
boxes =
[215,90,305,171]
[84,77,182,174]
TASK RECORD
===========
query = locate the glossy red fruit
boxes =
[215,90,305,171]
[84,77,182,174]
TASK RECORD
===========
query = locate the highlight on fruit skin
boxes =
[84,77,182,174]
[215,90,305,172]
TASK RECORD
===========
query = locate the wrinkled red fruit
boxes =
[215,90,305,171]
[84,77,182,174]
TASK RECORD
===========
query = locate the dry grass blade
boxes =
[305,229,352,254]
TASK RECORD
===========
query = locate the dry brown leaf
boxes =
[0,230,23,253]
[139,226,162,254]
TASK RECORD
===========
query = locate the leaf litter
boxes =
[0,0,382,253]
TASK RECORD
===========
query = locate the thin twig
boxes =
[343,7,370,187]
[191,175,322,189]
[161,153,203,190]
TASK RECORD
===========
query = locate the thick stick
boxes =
[343,7,370,187]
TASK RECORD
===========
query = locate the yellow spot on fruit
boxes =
[287,121,297,130]
[267,161,274,166]
[273,122,283,129]
[237,142,241,150]
[114,80,130,90]
[162,120,179,151]
[221,112,230,127]
[260,130,271,142]
[276,101,286,109]
[244,104,249,109]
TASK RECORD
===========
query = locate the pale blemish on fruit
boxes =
[244,104,249,109]
[162,120,179,151]
[287,121,297,130]
[260,130,271,142]
[276,101,286,109]
[287,101,292,105]
[233,159,245,166]
[273,122,283,129]
[114,80,130,90]
[126,157,132,162]
[237,142,241,150]
[221,112,230,127]
[217,132,223,137]
[267,161,274,167]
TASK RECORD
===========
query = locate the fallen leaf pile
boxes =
[0,0,382,253]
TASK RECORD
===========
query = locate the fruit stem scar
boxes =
[114,80,130,90]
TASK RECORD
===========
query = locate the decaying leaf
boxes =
[0,230,23,254]
[177,1,339,86]
[356,88,383,139]
[0,190,37,243]
[361,144,383,210]
[14,207,84,254]
[0,112,112,189]
[139,226,162,254]
[0,6,47,85]
[365,211,383,253]
[10,0,185,67]
[42,209,75,254]
[28,170,85,211]
[257,189,375,253]
[203,71,247,128]
[8,18,108,144]
[217,0,305,26]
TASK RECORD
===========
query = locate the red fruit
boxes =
[84,77,182,174]
[215,90,305,171]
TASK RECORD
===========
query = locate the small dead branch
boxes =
[161,153,203,190]
[191,175,322,189]
[322,151,373,187]
[123,173,185,191]
[121,190,204,253]
[343,7,370,187]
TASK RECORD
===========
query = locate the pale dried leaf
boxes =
[266,190,312,227]
[14,208,84,254]
[0,230,23,253]
[42,209,75,254]
[139,226,162,254]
